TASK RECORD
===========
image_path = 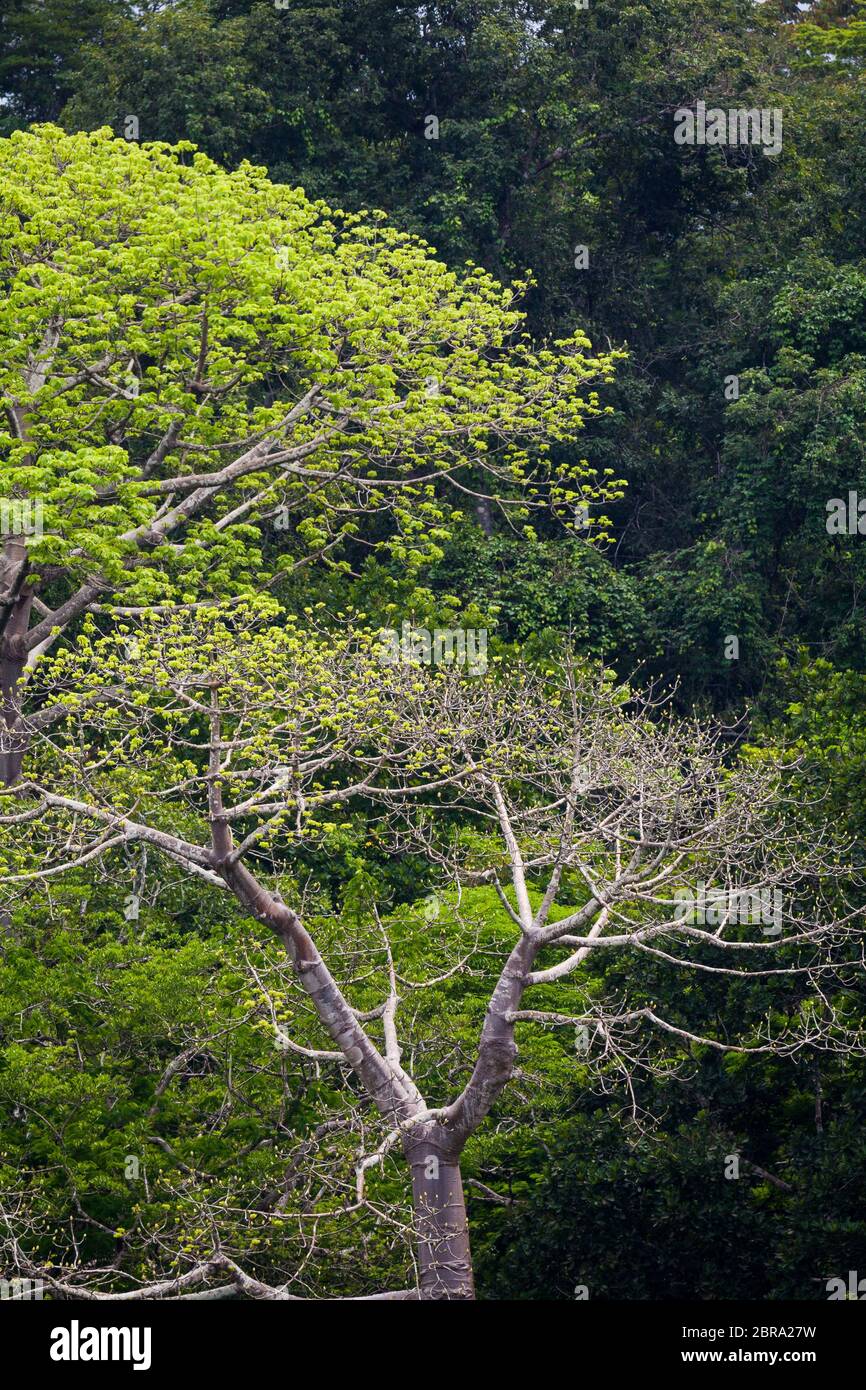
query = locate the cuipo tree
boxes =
[1,607,862,1299]
[0,124,622,782]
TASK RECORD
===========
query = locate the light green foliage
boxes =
[0,124,622,609]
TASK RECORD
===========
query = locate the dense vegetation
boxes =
[1,0,865,1300]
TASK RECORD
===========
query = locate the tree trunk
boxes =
[0,538,32,788]
[405,1131,475,1300]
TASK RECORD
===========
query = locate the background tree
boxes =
[0,0,132,135]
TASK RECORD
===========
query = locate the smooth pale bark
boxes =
[404,1130,474,1301]
[447,933,538,1142]
[217,856,424,1121]
[216,854,479,1297]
